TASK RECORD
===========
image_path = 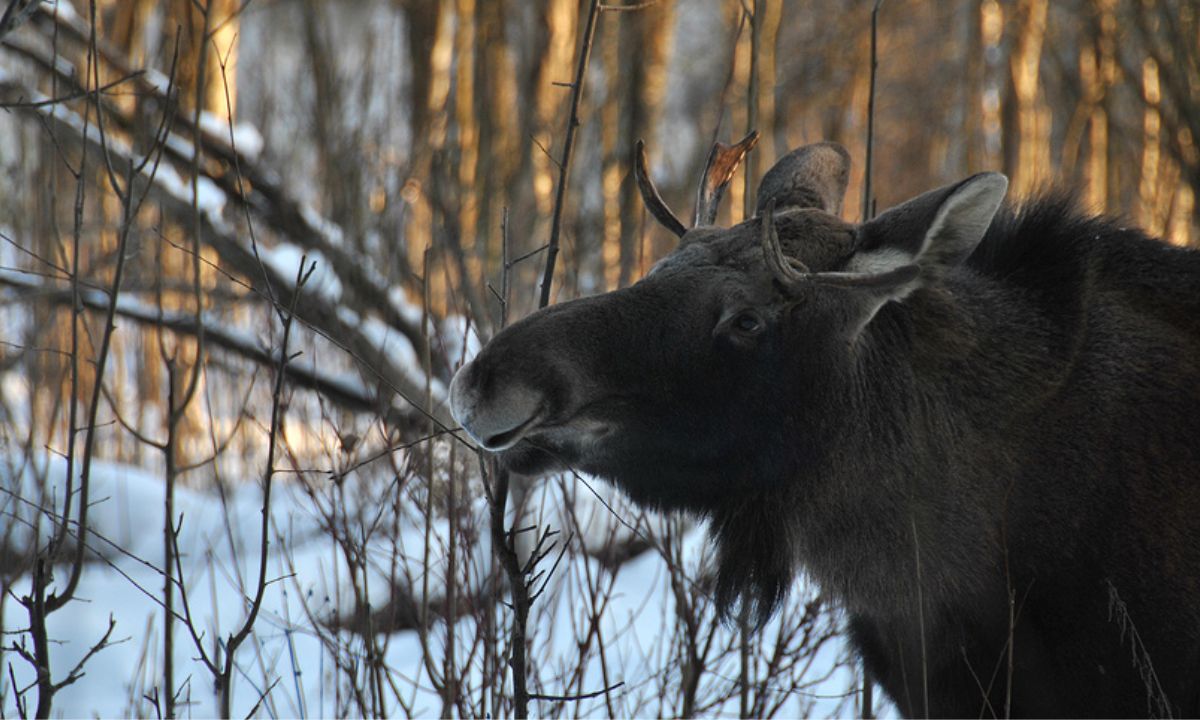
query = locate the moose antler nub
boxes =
[761,198,922,291]
[634,131,761,237]
[694,131,760,226]
[761,199,812,288]
[634,140,688,238]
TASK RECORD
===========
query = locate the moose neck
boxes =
[781,276,1071,618]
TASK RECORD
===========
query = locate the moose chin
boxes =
[449,134,1200,718]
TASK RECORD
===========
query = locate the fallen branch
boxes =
[0,76,454,433]
[21,6,449,383]
[0,270,424,429]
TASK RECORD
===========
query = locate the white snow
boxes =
[151,160,229,219]
[336,306,448,402]
[198,110,265,161]
[389,286,426,328]
[143,67,173,95]
[9,88,232,234]
[257,243,343,303]
[0,454,866,718]
[298,202,346,250]
[439,314,482,367]
[46,0,79,23]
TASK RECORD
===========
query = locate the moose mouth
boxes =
[478,409,546,451]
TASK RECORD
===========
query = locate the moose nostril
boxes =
[484,430,515,449]
[449,361,546,450]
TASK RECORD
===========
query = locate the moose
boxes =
[449,133,1200,717]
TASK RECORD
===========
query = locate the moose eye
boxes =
[733,312,762,334]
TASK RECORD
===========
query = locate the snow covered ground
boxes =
[0,454,875,718]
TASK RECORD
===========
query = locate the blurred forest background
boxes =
[0,0,1197,717]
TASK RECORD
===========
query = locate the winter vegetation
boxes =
[0,0,1196,717]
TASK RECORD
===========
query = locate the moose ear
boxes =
[849,172,1008,277]
[756,142,851,217]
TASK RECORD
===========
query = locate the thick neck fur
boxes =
[712,268,1076,623]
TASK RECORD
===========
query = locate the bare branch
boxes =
[538,0,602,309]
[530,681,626,702]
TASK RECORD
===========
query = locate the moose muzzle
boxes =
[449,360,546,451]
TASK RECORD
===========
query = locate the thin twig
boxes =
[219,256,314,717]
[530,681,626,702]
[538,0,602,308]
[482,456,531,718]
[243,677,281,720]
[741,4,761,714]
[598,1,662,12]
[861,0,883,224]
[911,517,929,718]
[860,6,882,716]
[0,70,144,109]
[50,0,174,614]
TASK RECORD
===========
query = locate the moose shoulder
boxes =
[449,139,1200,718]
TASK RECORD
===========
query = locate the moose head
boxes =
[451,135,1006,609]
[449,136,1200,717]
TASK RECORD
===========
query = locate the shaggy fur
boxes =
[450,147,1200,718]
